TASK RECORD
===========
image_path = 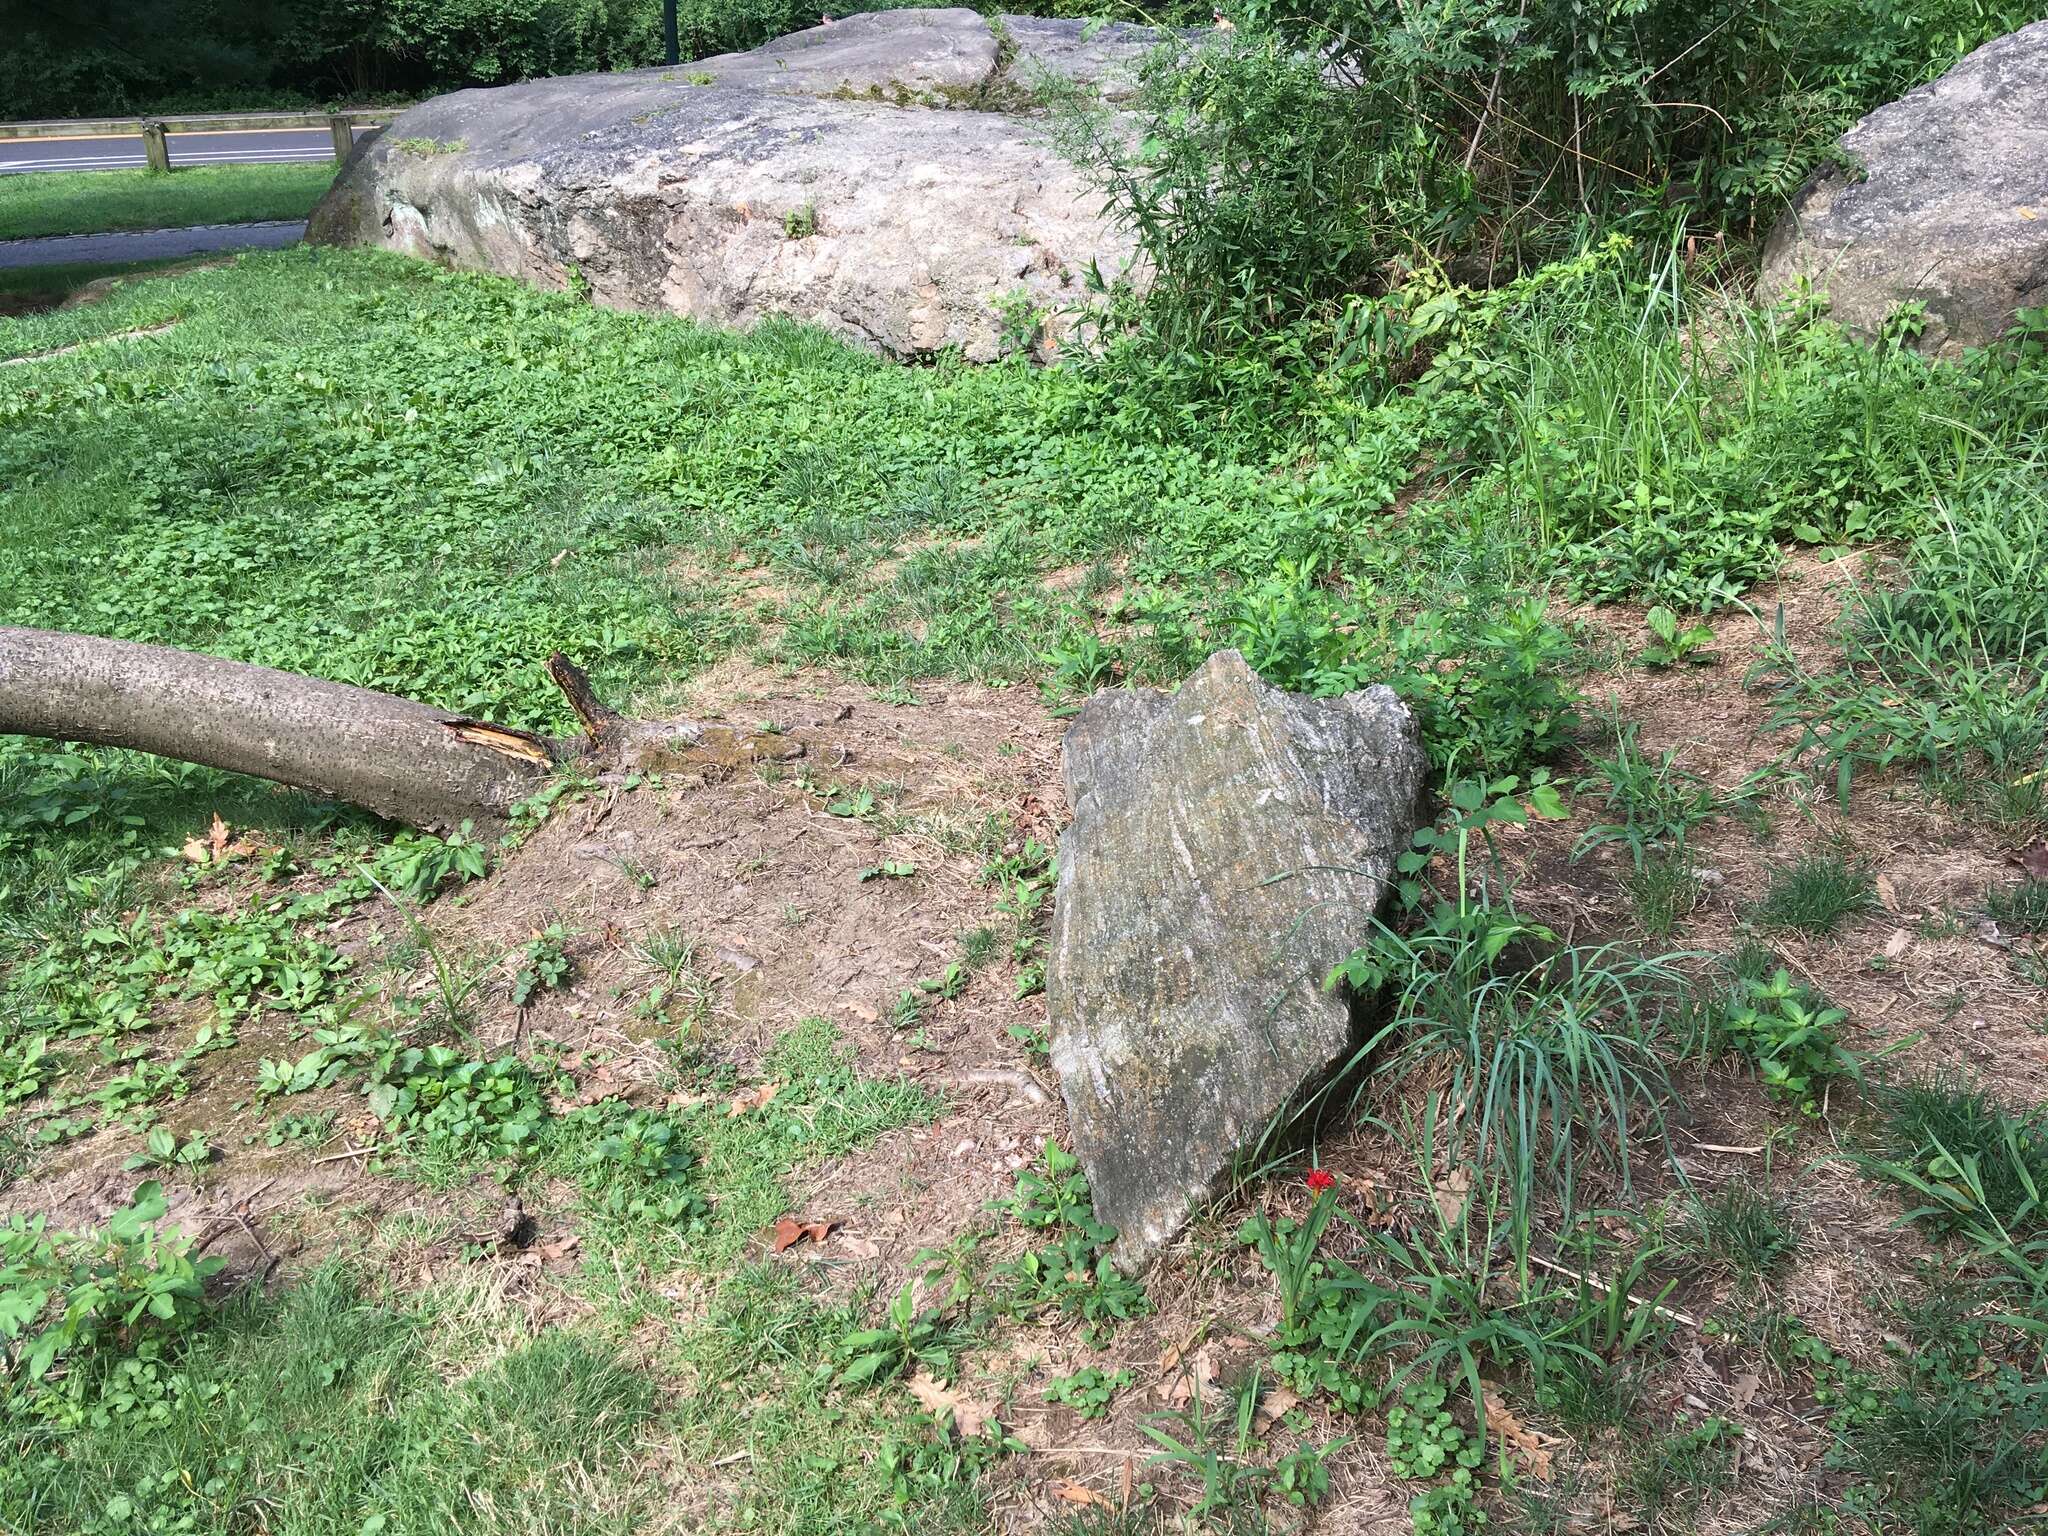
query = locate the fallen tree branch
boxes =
[0,627,807,831]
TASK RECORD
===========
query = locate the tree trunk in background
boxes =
[0,626,570,831]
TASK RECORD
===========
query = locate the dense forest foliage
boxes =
[0,0,873,116]
[10,0,2033,144]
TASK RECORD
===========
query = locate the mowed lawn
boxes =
[0,162,338,241]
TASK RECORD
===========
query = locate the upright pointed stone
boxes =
[1047,650,1426,1269]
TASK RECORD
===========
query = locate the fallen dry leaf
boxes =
[1165,1343,1219,1409]
[1256,1385,1301,1429]
[1482,1383,1554,1481]
[726,1081,781,1117]
[550,1064,625,1114]
[1728,1370,1762,1412]
[770,1215,838,1254]
[1050,1481,1112,1508]
[182,811,265,866]
[906,1370,997,1438]
[1433,1166,1472,1226]
[1876,872,1902,913]
[1883,927,1912,960]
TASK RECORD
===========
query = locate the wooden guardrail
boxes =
[0,110,400,142]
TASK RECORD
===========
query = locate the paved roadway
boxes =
[0,220,309,269]
[0,126,365,174]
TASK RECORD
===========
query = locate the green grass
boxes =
[1986,878,2048,934]
[0,163,337,241]
[0,254,213,315]
[8,230,2048,1536]
[1752,852,1877,937]
[1667,1182,1801,1287]
[0,1266,662,1535]
[1759,487,2048,831]
[1865,1074,2048,1247]
[664,1262,993,1535]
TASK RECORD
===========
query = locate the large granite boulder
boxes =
[1048,651,1426,1270]
[309,9,1159,361]
[1760,22,2048,357]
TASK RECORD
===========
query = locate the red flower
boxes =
[1304,1168,1336,1194]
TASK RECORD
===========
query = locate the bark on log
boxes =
[0,626,571,831]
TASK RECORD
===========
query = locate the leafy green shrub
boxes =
[365,1045,552,1159]
[1045,1366,1132,1419]
[1223,567,1581,778]
[0,1181,218,1386]
[1390,600,1581,778]
[1053,33,1435,362]
[1682,953,1858,1114]
[996,1143,1149,1344]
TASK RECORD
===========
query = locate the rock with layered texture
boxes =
[1760,22,2048,356]
[1047,651,1426,1270]
[308,8,1153,361]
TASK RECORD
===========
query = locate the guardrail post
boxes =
[328,113,355,163]
[141,120,170,173]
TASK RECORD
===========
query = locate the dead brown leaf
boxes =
[1256,1385,1301,1430]
[1165,1344,1219,1409]
[1050,1481,1112,1508]
[770,1215,838,1254]
[181,811,265,867]
[1482,1383,1554,1481]
[906,1371,997,1438]
[1432,1166,1472,1226]
[550,1064,625,1114]
[1876,872,1902,913]
[726,1081,781,1117]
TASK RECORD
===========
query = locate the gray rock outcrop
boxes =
[1760,22,2048,356]
[309,9,1156,361]
[1047,651,1426,1270]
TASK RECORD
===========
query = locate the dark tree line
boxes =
[0,0,850,117]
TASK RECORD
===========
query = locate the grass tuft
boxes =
[1667,1182,1800,1287]
[1752,852,1876,937]
[1985,878,2048,934]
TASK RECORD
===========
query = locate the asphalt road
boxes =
[0,220,309,269]
[0,126,364,175]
